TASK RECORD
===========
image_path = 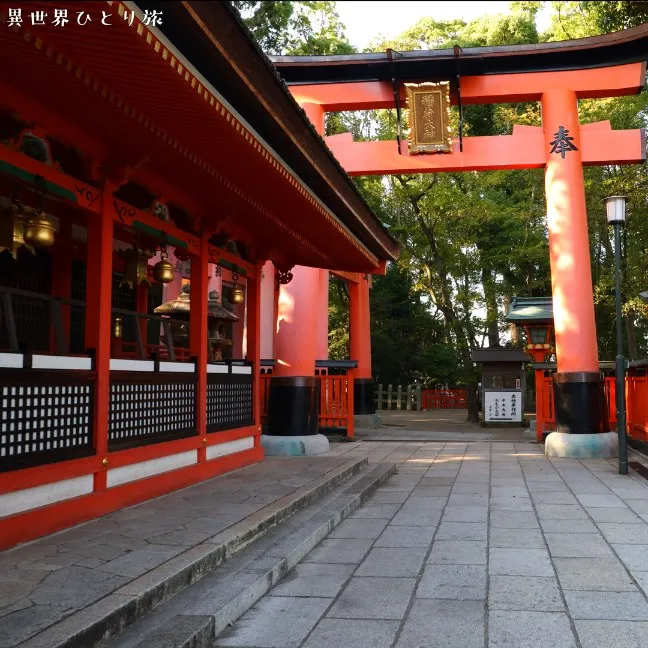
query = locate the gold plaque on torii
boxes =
[405,82,453,154]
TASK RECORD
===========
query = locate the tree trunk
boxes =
[482,267,500,347]
[503,295,518,346]
[465,377,480,424]
[625,314,638,359]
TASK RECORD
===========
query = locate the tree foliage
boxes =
[231,1,354,55]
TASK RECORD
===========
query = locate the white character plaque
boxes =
[484,391,522,423]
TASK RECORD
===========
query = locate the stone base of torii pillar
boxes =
[545,431,618,459]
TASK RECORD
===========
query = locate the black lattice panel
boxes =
[0,370,94,471]
[207,374,254,432]
[109,374,197,449]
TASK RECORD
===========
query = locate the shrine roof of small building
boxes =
[271,24,648,85]
[504,297,554,324]
[471,348,531,364]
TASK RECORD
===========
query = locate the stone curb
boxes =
[20,457,369,648]
[130,462,396,648]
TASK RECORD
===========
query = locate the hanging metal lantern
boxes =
[119,245,152,289]
[230,271,245,304]
[153,244,175,284]
[113,316,123,339]
[23,209,56,248]
[0,206,34,258]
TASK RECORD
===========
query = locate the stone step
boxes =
[101,462,396,648]
[20,456,369,648]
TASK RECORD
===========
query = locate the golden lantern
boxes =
[230,284,245,304]
[119,245,152,289]
[153,245,175,284]
[0,206,34,258]
[113,316,123,339]
[23,210,56,248]
[230,271,245,304]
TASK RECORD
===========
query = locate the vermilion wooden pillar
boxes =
[85,183,115,490]
[190,234,209,459]
[349,274,375,416]
[271,267,320,435]
[542,88,608,434]
[246,262,264,445]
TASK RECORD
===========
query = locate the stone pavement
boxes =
[355,409,530,442]
[0,456,370,648]
[217,441,648,648]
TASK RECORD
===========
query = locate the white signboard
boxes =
[484,391,522,423]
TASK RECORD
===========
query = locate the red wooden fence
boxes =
[627,374,648,442]
[422,389,467,409]
[259,371,354,438]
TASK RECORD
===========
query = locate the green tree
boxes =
[231,1,354,55]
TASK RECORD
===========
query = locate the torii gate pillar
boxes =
[541,88,611,446]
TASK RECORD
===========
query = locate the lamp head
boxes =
[604,195,627,225]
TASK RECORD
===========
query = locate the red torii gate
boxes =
[273,36,647,452]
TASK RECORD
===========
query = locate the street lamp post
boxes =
[605,195,628,475]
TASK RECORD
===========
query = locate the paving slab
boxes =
[303,619,399,648]
[389,509,442,527]
[427,540,487,565]
[488,575,564,611]
[564,590,648,620]
[553,557,636,591]
[356,547,427,577]
[610,544,648,571]
[489,527,545,549]
[586,507,643,523]
[489,548,554,577]
[327,577,416,620]
[416,564,486,600]
[544,533,613,558]
[442,505,488,522]
[539,518,599,534]
[374,525,436,548]
[490,511,539,529]
[597,522,648,544]
[395,599,484,648]
[489,610,577,648]
[435,522,487,541]
[575,620,648,648]
[534,504,589,520]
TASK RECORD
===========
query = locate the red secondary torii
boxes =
[272,29,648,454]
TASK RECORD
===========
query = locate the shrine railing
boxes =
[0,367,95,471]
[108,367,198,450]
[319,370,355,438]
[627,363,648,442]
[207,361,254,433]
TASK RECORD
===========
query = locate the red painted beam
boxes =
[324,125,645,176]
[290,63,645,111]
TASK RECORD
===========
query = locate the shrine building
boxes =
[0,1,398,549]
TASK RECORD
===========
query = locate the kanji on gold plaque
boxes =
[405,82,453,154]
